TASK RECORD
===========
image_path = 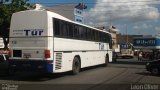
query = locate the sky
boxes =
[29,0,160,36]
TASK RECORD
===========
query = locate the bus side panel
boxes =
[53,51,110,73]
[53,38,111,73]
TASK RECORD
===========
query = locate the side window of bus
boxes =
[53,18,111,43]
[59,21,63,36]
[61,21,68,37]
[91,30,95,41]
[91,29,95,41]
[68,23,73,38]
[100,32,103,42]
[102,33,106,42]
[84,27,88,39]
[83,27,87,39]
[89,29,92,40]
[65,22,70,38]
[79,26,86,39]
[87,28,91,40]
[97,31,100,41]
[74,25,79,38]
[95,31,100,41]
[104,33,109,43]
[54,19,60,36]
[109,34,112,49]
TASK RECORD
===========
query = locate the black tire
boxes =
[72,57,81,75]
[151,68,159,75]
[103,55,109,67]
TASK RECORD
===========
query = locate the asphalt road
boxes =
[0,58,160,90]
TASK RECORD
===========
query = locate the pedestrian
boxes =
[138,52,143,61]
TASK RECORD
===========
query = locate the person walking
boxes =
[138,52,143,61]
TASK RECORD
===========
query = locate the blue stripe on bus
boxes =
[47,64,53,73]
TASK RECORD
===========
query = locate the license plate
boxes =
[23,53,31,59]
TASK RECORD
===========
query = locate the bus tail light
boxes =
[47,60,53,64]
[44,49,50,58]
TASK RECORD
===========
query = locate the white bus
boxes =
[119,43,134,58]
[9,10,112,74]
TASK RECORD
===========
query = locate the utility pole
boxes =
[109,15,112,26]
[108,15,112,33]
[126,24,128,44]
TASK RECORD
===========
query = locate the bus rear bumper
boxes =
[8,59,53,73]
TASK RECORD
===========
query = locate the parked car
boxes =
[146,60,160,75]
[0,54,9,75]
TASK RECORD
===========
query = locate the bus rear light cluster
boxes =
[44,49,50,58]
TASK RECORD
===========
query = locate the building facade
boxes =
[106,26,119,51]
[117,34,144,44]
[46,4,85,23]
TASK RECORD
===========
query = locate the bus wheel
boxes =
[103,55,109,67]
[72,57,81,75]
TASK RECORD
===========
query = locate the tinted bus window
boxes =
[74,25,79,38]
[68,23,73,38]
[54,19,60,36]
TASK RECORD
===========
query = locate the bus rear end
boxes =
[119,43,134,58]
[9,10,54,73]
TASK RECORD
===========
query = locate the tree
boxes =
[0,0,31,50]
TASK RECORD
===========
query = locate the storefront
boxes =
[133,37,160,60]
